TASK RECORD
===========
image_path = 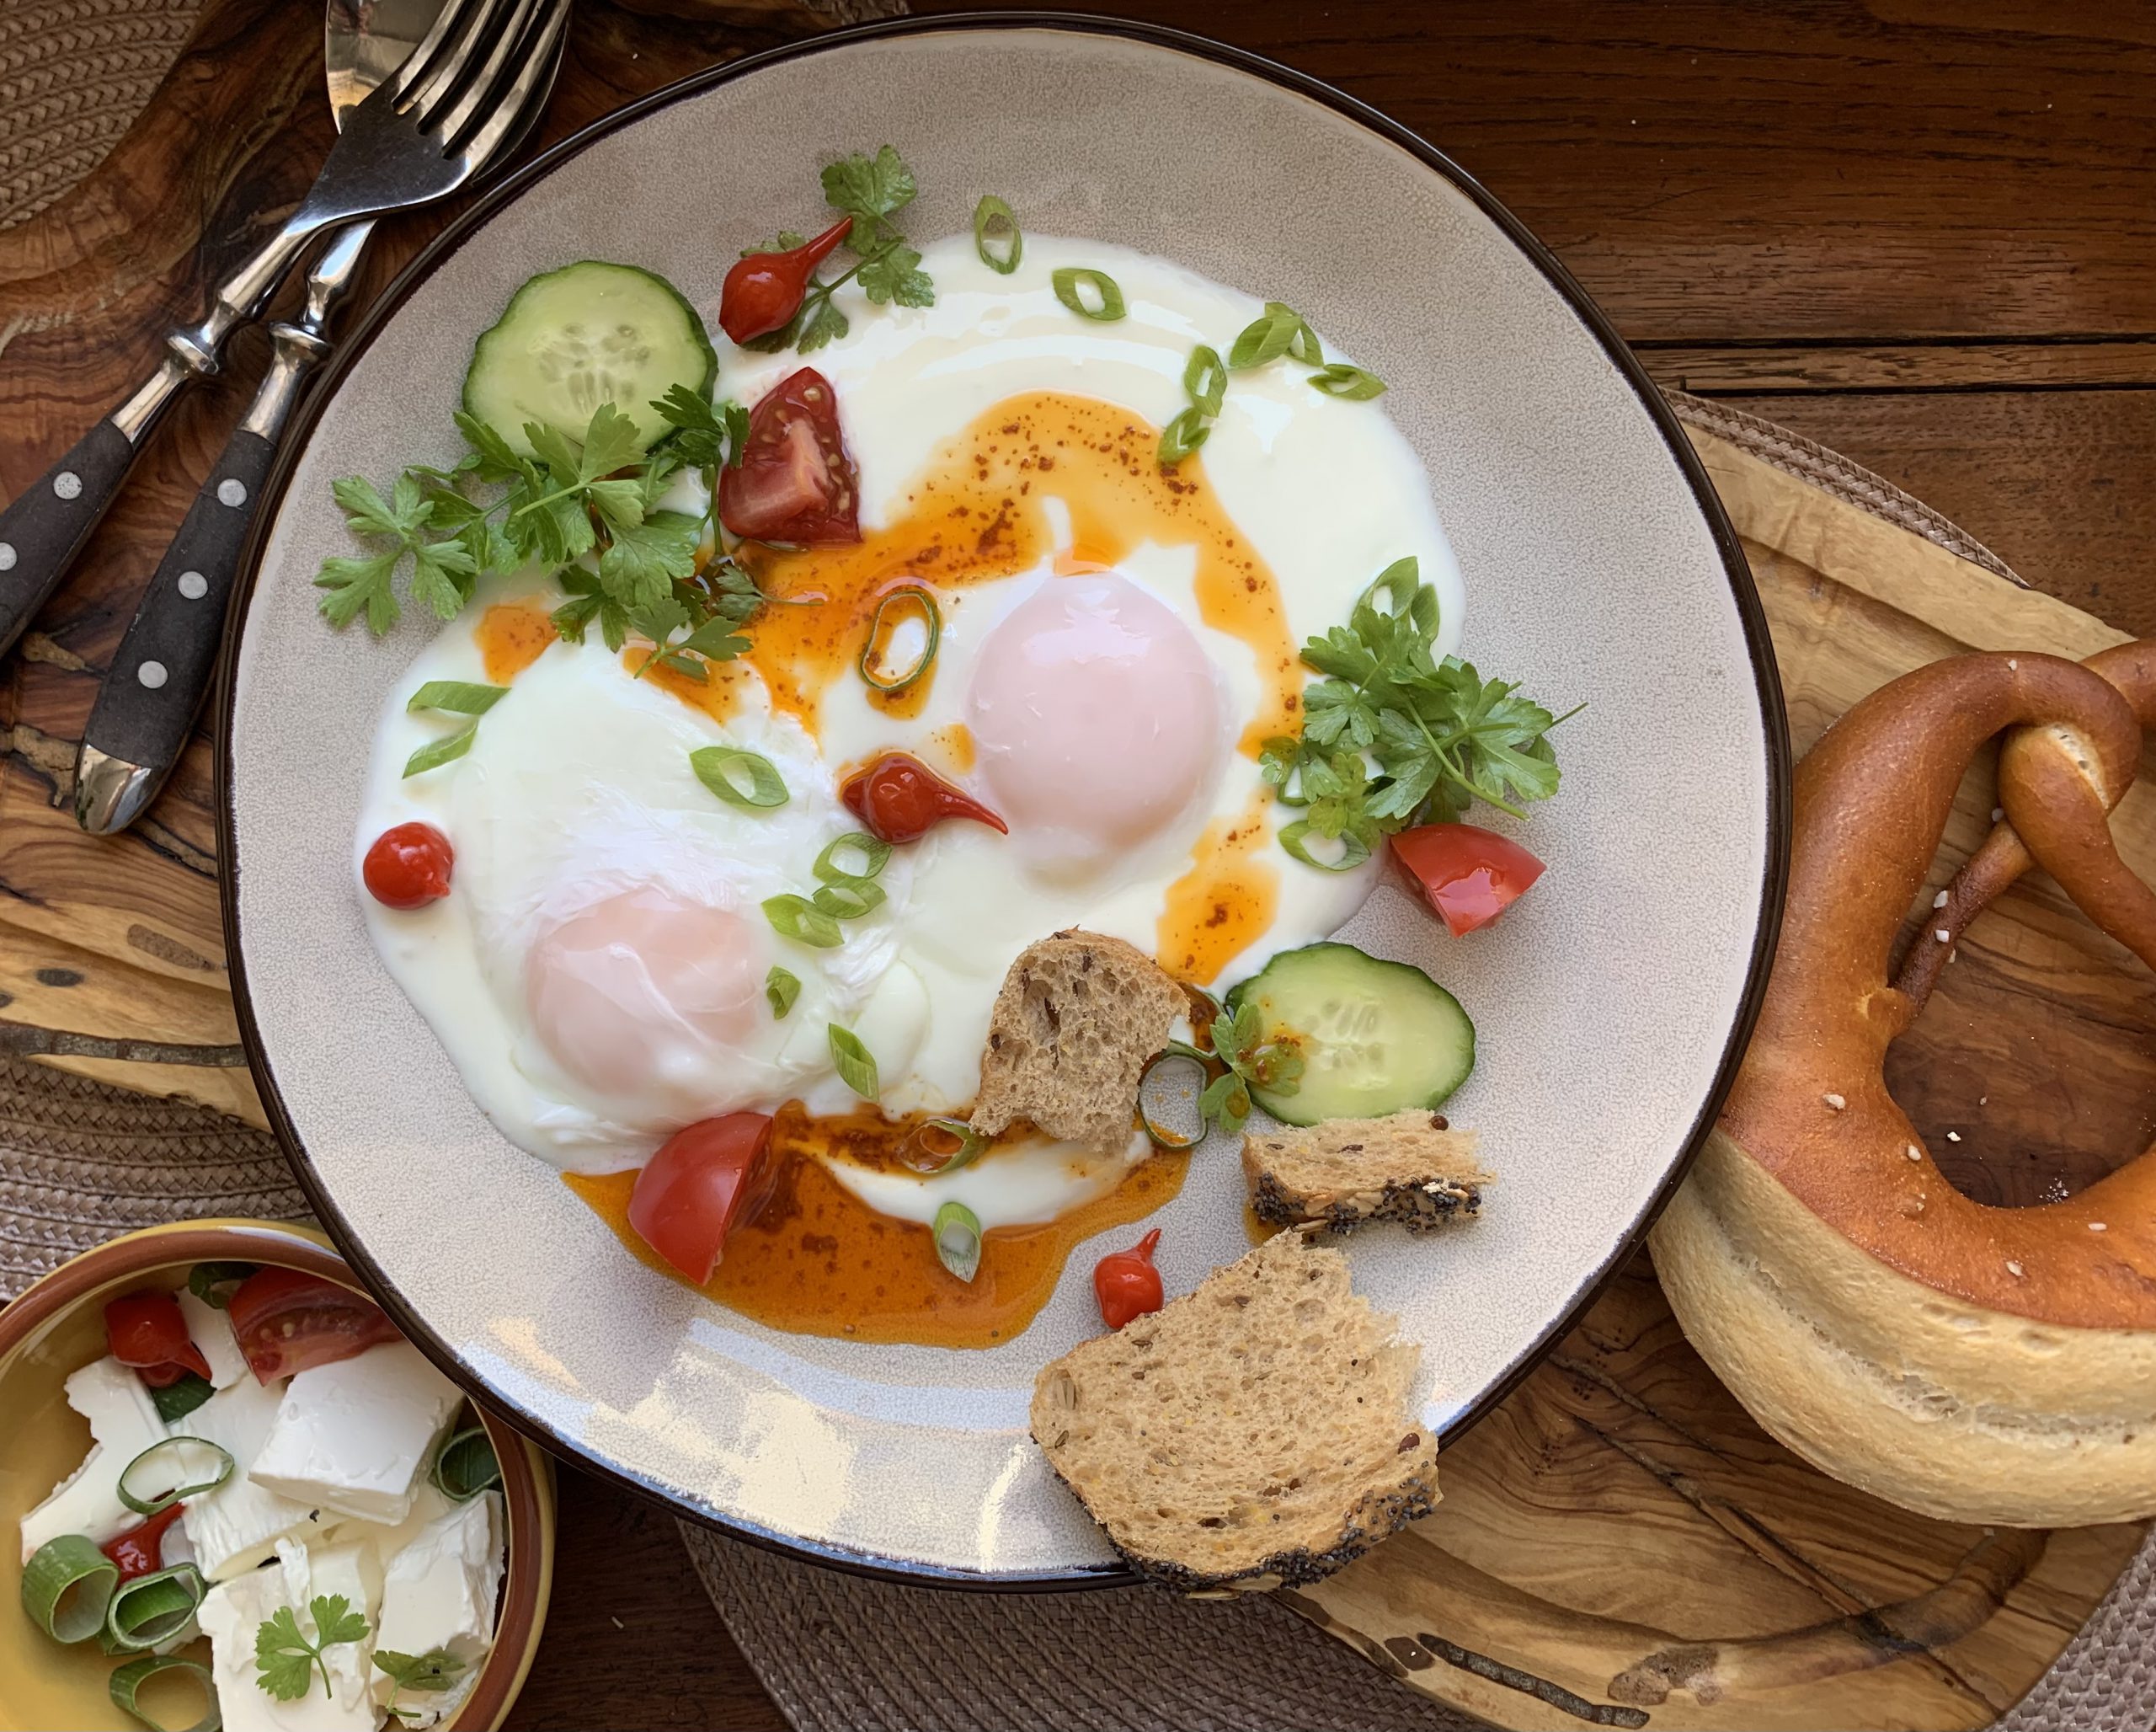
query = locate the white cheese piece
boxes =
[173,1377,324,1581]
[178,1287,250,1388]
[19,1355,167,1559]
[197,1539,382,1732]
[326,1478,454,1572]
[371,1492,504,1729]
[250,1343,461,1526]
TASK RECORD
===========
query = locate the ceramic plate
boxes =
[221,16,1787,1583]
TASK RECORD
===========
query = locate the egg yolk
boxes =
[965,573,1222,868]
[526,888,764,1099]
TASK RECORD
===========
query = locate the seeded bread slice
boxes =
[1030,1232,1438,1591]
[1243,1114,1491,1237]
[970,930,1186,1153]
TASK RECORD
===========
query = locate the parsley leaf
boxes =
[819,145,917,244]
[1166,998,1305,1139]
[744,146,934,357]
[375,1646,468,1724]
[315,475,471,633]
[653,387,750,471]
[857,243,934,309]
[254,1595,371,1703]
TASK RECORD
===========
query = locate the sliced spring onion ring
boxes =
[827,1024,880,1101]
[857,585,942,692]
[186,1261,254,1309]
[109,1654,220,1732]
[762,894,845,948]
[814,831,892,883]
[1278,819,1374,873]
[765,965,801,1019]
[104,1564,206,1654]
[1309,361,1385,400]
[430,1427,502,1503]
[117,1437,232,1516]
[1136,1049,1209,1151]
[1158,407,1212,468]
[1050,267,1125,322]
[403,723,477,779]
[1227,302,1302,369]
[21,1534,118,1644]
[972,195,1022,275]
[689,745,789,809]
[1183,344,1227,418]
[406,680,508,716]
[933,1200,983,1283]
[904,1117,989,1176]
[810,879,887,920]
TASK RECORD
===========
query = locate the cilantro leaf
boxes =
[254,1595,370,1703]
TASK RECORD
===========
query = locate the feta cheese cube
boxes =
[20,1356,167,1559]
[371,1493,504,1729]
[250,1343,461,1526]
[178,1287,250,1388]
[197,1539,382,1732]
[173,1377,325,1580]
[327,1478,454,1572]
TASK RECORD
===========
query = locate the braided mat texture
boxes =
[0,8,2150,1729]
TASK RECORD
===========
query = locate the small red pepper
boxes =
[1093,1228,1165,1331]
[104,1291,212,1385]
[101,1503,186,1583]
[841,752,1008,847]
[719,216,853,345]
[363,821,455,910]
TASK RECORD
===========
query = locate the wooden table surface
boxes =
[7,2,2154,1728]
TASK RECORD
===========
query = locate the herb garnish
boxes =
[827,1024,880,1100]
[374,1646,467,1724]
[1155,995,1305,1139]
[254,1595,370,1703]
[765,966,801,1018]
[1260,557,1573,869]
[744,147,935,355]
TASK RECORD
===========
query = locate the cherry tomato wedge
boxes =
[627,1113,776,1286]
[1389,822,1546,938]
[1093,1228,1165,1331]
[718,368,862,546]
[226,1267,401,1385]
[718,216,851,345]
[102,1504,186,1583]
[104,1292,212,1384]
[841,752,1007,847]
[364,822,454,910]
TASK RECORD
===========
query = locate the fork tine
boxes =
[451,0,569,168]
[426,0,547,147]
[385,0,485,104]
[402,0,520,124]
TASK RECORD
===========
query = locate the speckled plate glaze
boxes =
[221,16,1787,1584]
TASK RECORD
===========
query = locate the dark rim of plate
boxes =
[215,11,1792,1592]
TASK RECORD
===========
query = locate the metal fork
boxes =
[0,0,570,666]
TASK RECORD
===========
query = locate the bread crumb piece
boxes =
[1822,1093,1846,1110]
[1933,890,1950,909]
[2006,1259,2025,1277]
[2090,1221,2109,1232]
[1906,1144,1923,1162]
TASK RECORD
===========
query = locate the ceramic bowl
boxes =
[220,17,1787,1582]
[0,1221,554,1731]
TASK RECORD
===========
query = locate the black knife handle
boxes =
[83,427,280,776]
[0,420,141,658]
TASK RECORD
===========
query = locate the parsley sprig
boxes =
[1261,558,1575,869]
[253,1594,371,1703]
[743,147,935,355]
[1162,996,1305,1138]
[374,1646,469,1724]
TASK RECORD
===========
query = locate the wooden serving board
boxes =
[1,8,2148,1727]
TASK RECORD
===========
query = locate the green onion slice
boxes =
[104,1564,206,1654]
[973,195,1022,275]
[810,879,887,920]
[1278,819,1374,874]
[109,1654,220,1732]
[1227,302,1303,370]
[406,680,508,716]
[690,745,789,809]
[814,831,891,883]
[431,1427,502,1502]
[1285,309,1324,365]
[904,1117,989,1176]
[186,1262,254,1310]
[765,965,801,1019]
[763,895,845,949]
[118,1438,232,1516]
[1137,1048,1209,1151]
[403,723,478,779]
[1310,361,1385,400]
[1051,267,1125,322]
[148,1373,214,1426]
[828,1024,880,1101]
[1158,407,1212,468]
[21,1534,118,1644]
[933,1200,983,1284]
[1182,345,1226,418]
[857,585,942,693]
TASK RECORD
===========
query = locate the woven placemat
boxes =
[2,9,2151,1729]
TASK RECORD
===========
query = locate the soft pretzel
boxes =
[1654,649,2156,1526]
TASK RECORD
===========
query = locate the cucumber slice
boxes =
[1225,941,1474,1125]
[462,260,717,458]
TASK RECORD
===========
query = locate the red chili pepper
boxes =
[1093,1228,1164,1331]
[104,1291,211,1384]
[719,216,853,345]
[101,1504,186,1583]
[364,822,455,910]
[841,752,1008,847]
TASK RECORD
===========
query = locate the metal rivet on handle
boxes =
[178,571,208,601]
[216,478,247,508]
[53,471,82,501]
[0,543,14,572]
[138,661,168,690]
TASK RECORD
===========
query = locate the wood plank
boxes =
[1643,339,2156,394]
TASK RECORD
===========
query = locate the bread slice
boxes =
[1243,1113,1491,1237]
[1030,1232,1438,1591]
[970,930,1186,1153]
